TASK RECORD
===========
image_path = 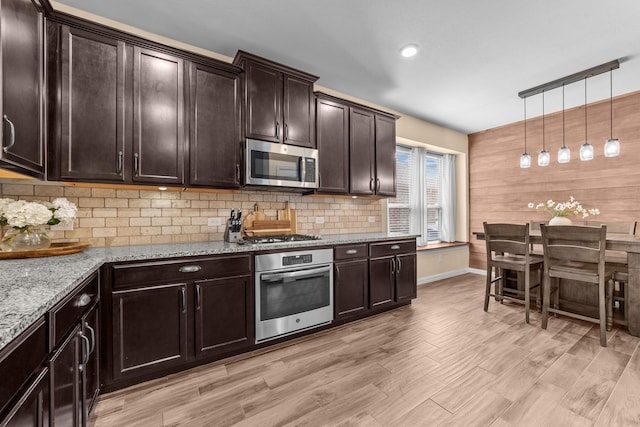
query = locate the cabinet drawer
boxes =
[50,273,99,348]
[0,317,47,416]
[334,244,368,260]
[369,240,416,257]
[113,255,252,289]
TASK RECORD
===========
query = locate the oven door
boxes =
[255,264,333,342]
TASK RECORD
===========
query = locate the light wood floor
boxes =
[91,273,640,426]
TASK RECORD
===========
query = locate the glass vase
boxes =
[0,227,52,252]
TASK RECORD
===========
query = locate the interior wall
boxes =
[468,90,640,269]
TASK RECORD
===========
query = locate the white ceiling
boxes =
[54,0,640,135]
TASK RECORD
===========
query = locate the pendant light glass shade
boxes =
[604,70,620,157]
[580,143,594,161]
[520,152,531,168]
[604,138,620,157]
[538,150,550,166]
[558,146,570,163]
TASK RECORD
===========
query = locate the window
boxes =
[388,146,454,245]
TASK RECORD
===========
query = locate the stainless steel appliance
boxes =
[240,234,321,245]
[244,139,319,189]
[255,248,333,342]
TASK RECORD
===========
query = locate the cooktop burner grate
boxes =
[240,234,321,244]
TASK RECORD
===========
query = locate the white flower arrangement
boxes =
[0,197,78,229]
[528,196,600,219]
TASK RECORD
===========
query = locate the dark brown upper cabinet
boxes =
[315,92,398,197]
[234,51,318,148]
[315,93,349,194]
[188,62,242,188]
[0,0,47,179]
[47,15,241,188]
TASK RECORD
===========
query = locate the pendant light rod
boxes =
[610,70,614,139]
[518,59,619,99]
[542,91,545,150]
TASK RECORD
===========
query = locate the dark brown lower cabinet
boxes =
[369,257,396,309]
[1,368,49,427]
[81,306,100,426]
[195,276,253,358]
[334,259,369,320]
[112,283,188,381]
[369,240,418,309]
[396,253,417,302]
[50,326,82,427]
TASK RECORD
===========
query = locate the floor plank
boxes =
[91,273,640,427]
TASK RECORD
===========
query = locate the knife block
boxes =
[224,219,242,243]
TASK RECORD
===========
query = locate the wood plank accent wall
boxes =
[469,90,640,269]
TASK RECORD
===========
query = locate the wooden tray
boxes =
[0,242,90,260]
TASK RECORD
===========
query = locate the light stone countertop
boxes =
[0,233,417,352]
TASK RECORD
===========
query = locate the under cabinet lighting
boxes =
[158,186,168,191]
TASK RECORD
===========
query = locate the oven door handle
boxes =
[261,265,332,282]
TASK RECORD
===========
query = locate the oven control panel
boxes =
[282,254,312,266]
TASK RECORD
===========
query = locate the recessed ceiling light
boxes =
[400,44,419,58]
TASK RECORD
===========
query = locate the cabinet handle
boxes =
[369,178,374,192]
[391,258,396,274]
[236,164,240,181]
[2,114,16,153]
[397,257,402,273]
[80,333,91,365]
[76,294,92,307]
[346,249,358,255]
[285,123,289,141]
[390,245,401,250]
[85,322,96,355]
[196,284,201,310]
[179,265,201,273]
[117,151,123,175]
[134,153,139,176]
[335,264,340,282]
[376,178,381,193]
[180,287,187,314]
[275,121,279,138]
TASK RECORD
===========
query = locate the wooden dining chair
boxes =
[540,224,614,346]
[529,220,548,255]
[584,220,637,326]
[483,222,543,323]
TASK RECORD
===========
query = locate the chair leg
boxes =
[624,280,629,326]
[525,269,531,324]
[598,278,607,347]
[497,268,504,303]
[607,279,614,332]
[542,272,550,329]
[484,266,492,312]
[536,267,542,313]
[553,278,559,317]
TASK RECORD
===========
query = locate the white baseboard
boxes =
[417,267,485,285]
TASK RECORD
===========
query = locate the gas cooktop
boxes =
[238,234,321,244]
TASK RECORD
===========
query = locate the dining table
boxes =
[474,230,640,337]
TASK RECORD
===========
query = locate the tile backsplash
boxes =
[0,182,385,247]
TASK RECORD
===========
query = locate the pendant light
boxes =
[604,69,620,157]
[579,76,594,161]
[538,91,550,166]
[558,84,571,163]
[520,97,531,168]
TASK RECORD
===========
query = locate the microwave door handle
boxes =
[261,265,332,282]
[300,157,306,183]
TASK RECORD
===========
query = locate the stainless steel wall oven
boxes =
[254,248,333,342]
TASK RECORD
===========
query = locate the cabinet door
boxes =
[374,114,397,197]
[133,47,185,185]
[316,97,349,194]
[349,107,375,195]
[369,257,395,309]
[0,0,44,178]
[334,259,369,320]
[81,305,99,425]
[395,253,417,302]
[283,74,314,148]
[1,368,49,427]
[112,283,188,380]
[194,276,253,358]
[50,326,81,427]
[245,61,281,143]
[188,62,241,188]
[56,26,126,182]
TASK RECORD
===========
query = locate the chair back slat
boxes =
[483,222,530,257]
[584,220,636,235]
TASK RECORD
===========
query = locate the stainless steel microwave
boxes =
[244,139,319,189]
